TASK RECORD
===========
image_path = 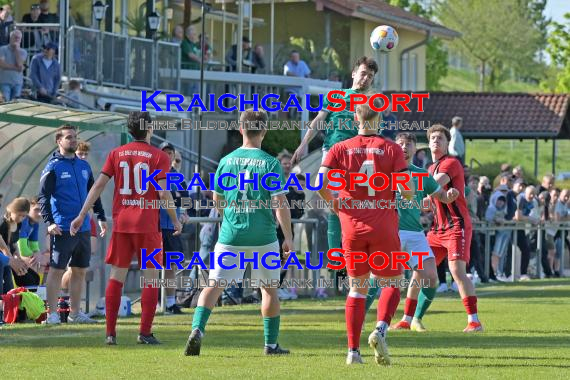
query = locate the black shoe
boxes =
[264,344,290,355]
[554,271,561,278]
[137,334,161,345]
[184,328,202,356]
[166,304,183,314]
[106,336,117,345]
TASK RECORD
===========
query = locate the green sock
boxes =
[365,284,379,312]
[414,287,436,319]
[327,213,342,251]
[192,306,212,333]
[264,316,280,346]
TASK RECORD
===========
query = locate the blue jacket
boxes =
[29,53,61,97]
[38,151,106,232]
[160,167,188,230]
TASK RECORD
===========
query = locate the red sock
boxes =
[345,296,366,350]
[377,286,401,325]
[462,296,478,315]
[403,298,418,317]
[140,285,159,336]
[105,279,123,337]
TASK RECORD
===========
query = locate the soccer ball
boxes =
[370,25,399,52]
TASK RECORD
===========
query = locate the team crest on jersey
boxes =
[61,171,71,179]
[82,169,89,180]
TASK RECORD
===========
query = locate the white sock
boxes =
[266,343,277,349]
[166,296,176,308]
[403,315,413,324]
[375,321,389,336]
[468,313,479,323]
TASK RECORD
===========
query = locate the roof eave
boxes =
[357,6,461,40]
[463,132,560,139]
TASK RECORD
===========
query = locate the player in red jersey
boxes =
[425,124,482,333]
[317,100,414,366]
[70,112,182,345]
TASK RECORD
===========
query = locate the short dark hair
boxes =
[240,109,268,137]
[55,125,77,143]
[352,56,378,74]
[128,111,151,140]
[69,79,81,90]
[290,50,299,55]
[426,124,451,142]
[395,132,417,144]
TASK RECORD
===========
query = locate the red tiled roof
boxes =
[315,0,460,39]
[386,92,570,139]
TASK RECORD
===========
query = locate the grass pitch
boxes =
[1,279,569,379]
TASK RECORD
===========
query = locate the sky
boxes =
[545,0,570,25]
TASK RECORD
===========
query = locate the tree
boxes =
[543,13,570,93]
[437,0,541,91]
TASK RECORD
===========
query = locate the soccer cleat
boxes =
[463,321,483,333]
[184,328,202,356]
[68,312,98,324]
[106,336,117,345]
[411,319,427,332]
[450,282,459,292]
[264,344,290,355]
[436,283,448,293]
[137,333,161,345]
[346,350,364,365]
[368,329,391,366]
[390,320,411,330]
[165,304,183,315]
[42,312,61,325]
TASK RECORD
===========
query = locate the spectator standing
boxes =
[250,44,266,74]
[515,185,539,280]
[181,26,201,70]
[22,4,43,51]
[512,166,524,181]
[38,0,59,23]
[553,189,569,277]
[0,30,27,101]
[171,25,184,44]
[449,116,465,164]
[38,125,107,324]
[466,175,486,283]
[283,50,310,92]
[226,36,251,72]
[0,5,14,47]
[30,42,61,103]
[486,194,508,280]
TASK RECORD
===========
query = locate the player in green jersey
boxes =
[291,56,379,261]
[185,109,293,356]
[365,132,460,332]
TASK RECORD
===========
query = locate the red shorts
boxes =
[427,228,471,265]
[106,232,163,269]
[342,231,403,278]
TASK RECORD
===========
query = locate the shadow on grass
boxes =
[2,325,569,351]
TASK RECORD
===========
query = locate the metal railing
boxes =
[66,26,180,91]
[473,221,569,281]
[14,23,61,67]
